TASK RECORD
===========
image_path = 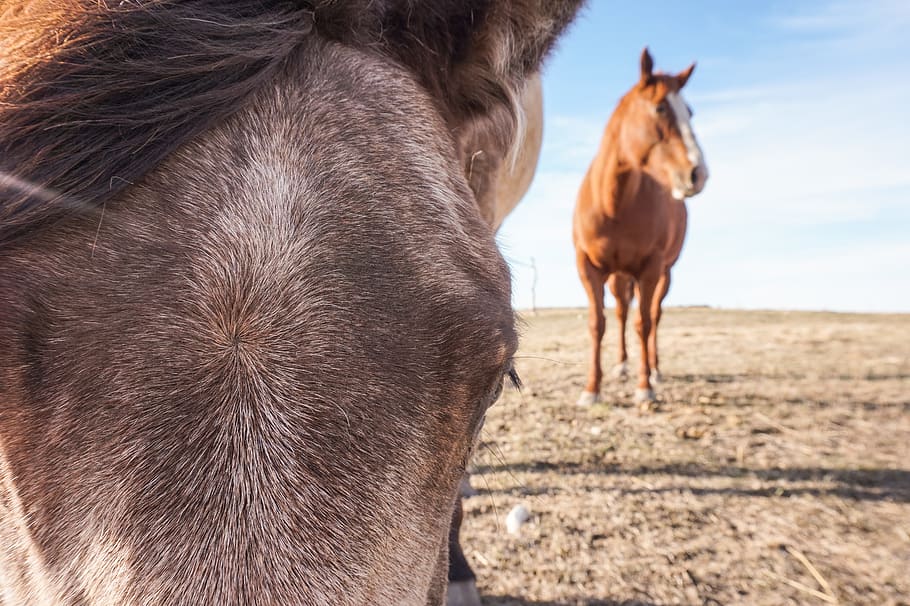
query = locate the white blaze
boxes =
[666,91,705,175]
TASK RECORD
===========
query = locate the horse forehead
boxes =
[169,49,516,373]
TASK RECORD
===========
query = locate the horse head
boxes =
[614,47,708,200]
[0,2,584,604]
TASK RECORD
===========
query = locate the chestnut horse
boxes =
[573,48,708,407]
[0,2,584,604]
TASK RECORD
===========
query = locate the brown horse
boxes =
[573,48,708,407]
[0,2,584,604]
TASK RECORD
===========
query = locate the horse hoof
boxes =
[577,391,601,406]
[446,579,482,606]
[610,362,629,380]
[633,387,655,404]
[650,369,662,385]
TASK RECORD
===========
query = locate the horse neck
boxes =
[590,105,643,216]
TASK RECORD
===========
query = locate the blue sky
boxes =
[497,0,910,312]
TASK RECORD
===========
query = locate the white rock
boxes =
[505,504,531,535]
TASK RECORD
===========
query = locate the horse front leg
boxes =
[633,261,661,407]
[576,251,607,405]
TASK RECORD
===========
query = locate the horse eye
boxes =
[491,378,504,402]
[656,102,667,114]
[488,366,520,407]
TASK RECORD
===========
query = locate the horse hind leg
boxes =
[608,273,634,381]
[649,271,671,385]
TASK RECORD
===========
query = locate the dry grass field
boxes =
[462,308,909,606]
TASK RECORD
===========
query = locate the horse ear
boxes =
[376,1,585,145]
[640,47,655,84]
[677,62,696,88]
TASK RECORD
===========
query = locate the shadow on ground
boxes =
[482,597,671,606]
[471,461,910,502]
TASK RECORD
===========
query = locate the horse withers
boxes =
[0,2,584,604]
[573,48,708,407]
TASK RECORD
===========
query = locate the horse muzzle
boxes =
[672,163,708,199]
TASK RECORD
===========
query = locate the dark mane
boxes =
[0,0,579,246]
[0,0,321,244]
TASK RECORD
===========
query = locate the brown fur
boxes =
[459,73,544,231]
[573,48,707,404]
[0,1,584,604]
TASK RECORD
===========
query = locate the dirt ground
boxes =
[462,308,910,606]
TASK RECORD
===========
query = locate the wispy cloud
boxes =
[541,115,603,167]
[693,73,910,224]
[773,0,910,51]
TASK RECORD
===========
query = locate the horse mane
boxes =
[0,1,324,244]
[0,0,580,245]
